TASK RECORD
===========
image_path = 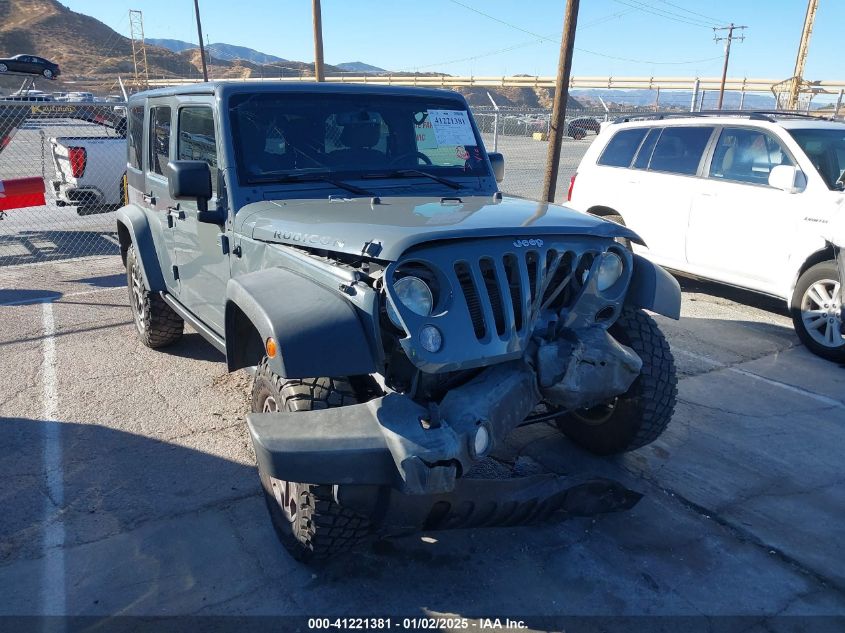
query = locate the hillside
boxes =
[336,61,386,74]
[0,0,198,83]
[151,38,289,65]
[0,0,582,110]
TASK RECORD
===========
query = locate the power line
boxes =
[444,0,724,67]
[611,0,717,28]
[656,0,727,25]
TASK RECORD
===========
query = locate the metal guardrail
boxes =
[142,74,845,94]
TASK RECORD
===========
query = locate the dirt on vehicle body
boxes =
[117,81,681,561]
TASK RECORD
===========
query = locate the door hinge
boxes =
[172,265,179,281]
[218,234,230,255]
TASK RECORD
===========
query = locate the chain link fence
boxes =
[0,100,635,267]
[0,100,126,266]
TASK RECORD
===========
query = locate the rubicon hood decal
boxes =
[240,195,643,261]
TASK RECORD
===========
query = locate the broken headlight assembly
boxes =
[386,275,434,328]
[594,251,625,292]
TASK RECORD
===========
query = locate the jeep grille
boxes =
[454,248,596,341]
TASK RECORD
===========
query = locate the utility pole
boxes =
[541,0,580,204]
[312,0,325,82]
[713,23,746,110]
[788,0,819,111]
[193,0,209,82]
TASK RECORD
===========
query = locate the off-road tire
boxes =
[252,361,373,562]
[125,244,183,348]
[790,261,845,362]
[556,309,677,455]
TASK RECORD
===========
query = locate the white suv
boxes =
[568,112,845,361]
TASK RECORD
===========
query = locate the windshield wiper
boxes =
[249,172,374,197]
[364,169,462,190]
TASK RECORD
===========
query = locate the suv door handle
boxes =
[142,192,156,204]
[167,206,185,220]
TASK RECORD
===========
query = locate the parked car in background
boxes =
[66,91,95,102]
[4,89,54,101]
[0,54,61,79]
[568,111,845,361]
[568,117,601,140]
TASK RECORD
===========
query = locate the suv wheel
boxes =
[555,309,677,455]
[791,261,845,362]
[251,361,374,562]
[125,244,183,348]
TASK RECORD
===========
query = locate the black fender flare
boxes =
[115,205,166,292]
[624,254,681,320]
[225,268,377,378]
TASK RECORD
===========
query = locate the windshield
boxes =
[787,128,845,190]
[229,92,489,186]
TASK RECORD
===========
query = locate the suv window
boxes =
[709,127,793,185]
[127,106,144,170]
[649,127,713,175]
[149,106,171,176]
[598,128,648,167]
[178,107,218,192]
[632,128,661,169]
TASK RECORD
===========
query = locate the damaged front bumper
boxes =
[247,325,641,497]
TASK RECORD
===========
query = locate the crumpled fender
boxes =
[225,267,377,378]
[116,204,165,291]
[624,254,681,320]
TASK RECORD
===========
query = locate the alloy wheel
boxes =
[801,278,844,349]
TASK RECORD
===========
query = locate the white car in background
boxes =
[568,112,845,361]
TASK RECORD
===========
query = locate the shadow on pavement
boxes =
[0,230,119,266]
[676,274,789,317]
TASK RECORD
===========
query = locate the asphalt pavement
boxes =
[0,254,843,628]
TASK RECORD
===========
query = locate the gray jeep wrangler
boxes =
[117,82,681,562]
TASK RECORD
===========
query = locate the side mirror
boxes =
[768,165,806,193]
[488,152,505,183]
[166,160,220,222]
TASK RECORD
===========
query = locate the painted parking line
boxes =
[40,301,65,615]
[674,348,844,409]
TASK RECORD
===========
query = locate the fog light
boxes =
[472,424,491,457]
[419,325,442,353]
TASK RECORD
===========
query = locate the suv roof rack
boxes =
[613,110,836,124]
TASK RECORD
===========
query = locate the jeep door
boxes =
[625,125,716,267]
[686,126,798,294]
[143,100,180,294]
[170,102,229,333]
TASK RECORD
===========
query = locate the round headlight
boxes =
[386,276,433,328]
[596,252,624,292]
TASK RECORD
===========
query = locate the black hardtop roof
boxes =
[129,81,468,104]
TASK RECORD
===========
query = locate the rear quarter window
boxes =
[597,128,649,167]
[649,126,714,175]
[127,106,144,170]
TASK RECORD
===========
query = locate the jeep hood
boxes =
[237,194,643,261]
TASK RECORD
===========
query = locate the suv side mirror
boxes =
[488,152,505,183]
[166,160,221,222]
[768,165,806,193]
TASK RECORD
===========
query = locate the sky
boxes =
[61,0,838,83]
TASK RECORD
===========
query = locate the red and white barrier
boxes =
[0,177,46,212]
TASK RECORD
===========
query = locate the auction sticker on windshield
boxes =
[428,109,476,146]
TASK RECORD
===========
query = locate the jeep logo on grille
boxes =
[513,238,544,248]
